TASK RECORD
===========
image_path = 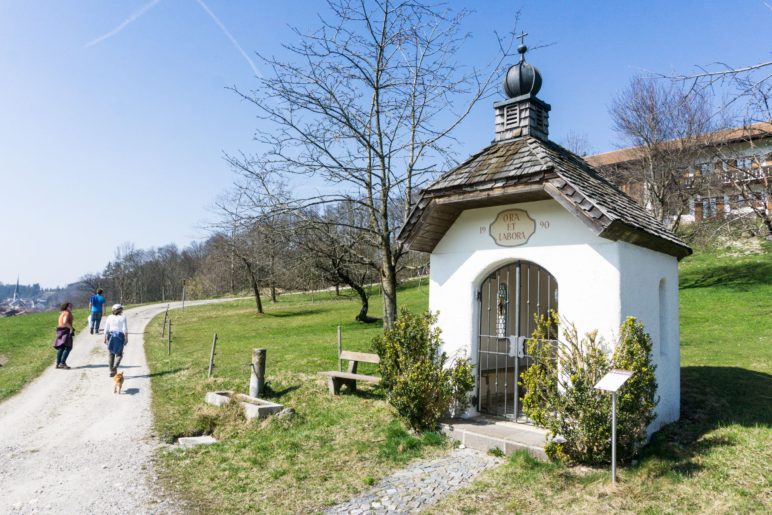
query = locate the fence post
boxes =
[161,306,169,337]
[249,348,266,398]
[337,324,342,372]
[208,333,218,378]
[167,320,172,356]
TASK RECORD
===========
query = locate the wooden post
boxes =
[181,281,186,311]
[208,333,218,378]
[337,324,342,372]
[249,348,266,398]
[161,306,169,337]
[167,320,172,356]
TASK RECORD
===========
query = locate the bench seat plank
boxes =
[318,371,380,382]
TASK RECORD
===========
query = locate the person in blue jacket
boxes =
[89,288,106,334]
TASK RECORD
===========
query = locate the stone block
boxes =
[177,435,218,448]
[205,391,284,420]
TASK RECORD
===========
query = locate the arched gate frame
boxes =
[477,260,558,421]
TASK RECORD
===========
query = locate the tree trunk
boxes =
[334,269,374,323]
[240,257,263,314]
[351,283,371,322]
[270,254,277,302]
[381,260,398,330]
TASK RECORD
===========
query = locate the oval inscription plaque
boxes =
[489,209,536,247]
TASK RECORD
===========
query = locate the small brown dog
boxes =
[113,371,124,394]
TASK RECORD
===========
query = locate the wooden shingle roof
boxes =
[398,136,692,259]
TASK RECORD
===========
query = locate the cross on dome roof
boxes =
[503,31,541,98]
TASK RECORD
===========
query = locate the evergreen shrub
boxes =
[373,309,474,431]
[521,312,658,464]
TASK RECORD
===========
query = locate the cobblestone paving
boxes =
[327,448,503,514]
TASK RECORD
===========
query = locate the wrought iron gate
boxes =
[477,261,558,421]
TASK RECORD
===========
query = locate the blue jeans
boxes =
[90,312,103,332]
[56,345,72,365]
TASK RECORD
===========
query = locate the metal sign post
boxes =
[594,369,634,484]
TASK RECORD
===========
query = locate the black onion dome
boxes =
[502,44,542,98]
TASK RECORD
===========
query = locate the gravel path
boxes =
[0,300,232,514]
[327,448,503,514]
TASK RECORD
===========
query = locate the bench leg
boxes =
[344,379,357,393]
[328,377,342,395]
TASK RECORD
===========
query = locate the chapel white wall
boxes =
[617,241,681,431]
[429,198,680,431]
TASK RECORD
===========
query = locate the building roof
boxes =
[398,135,692,259]
[585,122,772,168]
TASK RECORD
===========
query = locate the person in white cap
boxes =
[103,304,128,377]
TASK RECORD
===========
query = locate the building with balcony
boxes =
[585,123,772,225]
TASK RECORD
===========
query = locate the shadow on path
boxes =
[126,368,185,380]
[74,364,139,370]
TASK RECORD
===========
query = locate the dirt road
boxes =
[0,300,230,514]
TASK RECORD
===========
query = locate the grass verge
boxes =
[0,308,88,401]
[145,280,448,513]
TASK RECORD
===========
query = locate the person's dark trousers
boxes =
[109,352,123,374]
[56,346,72,365]
[90,312,103,333]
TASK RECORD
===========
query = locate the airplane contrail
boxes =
[194,0,261,77]
[84,0,163,48]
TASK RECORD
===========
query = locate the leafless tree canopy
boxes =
[226,0,516,328]
[560,130,593,157]
[655,34,772,237]
[606,76,715,229]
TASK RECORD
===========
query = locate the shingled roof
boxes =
[398,135,692,259]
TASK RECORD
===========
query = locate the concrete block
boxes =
[177,435,218,448]
[205,391,284,420]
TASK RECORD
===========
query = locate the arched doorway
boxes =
[477,260,558,420]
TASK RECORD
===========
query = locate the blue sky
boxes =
[1,0,769,288]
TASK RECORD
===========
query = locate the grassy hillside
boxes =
[144,281,440,514]
[3,242,767,513]
[0,308,88,401]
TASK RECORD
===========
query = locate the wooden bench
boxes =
[318,350,381,395]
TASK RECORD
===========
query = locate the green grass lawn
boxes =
[0,308,88,401]
[144,281,445,514]
[428,242,771,514]
[3,242,768,513]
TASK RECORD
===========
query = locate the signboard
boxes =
[489,209,536,247]
[594,368,634,483]
[594,369,634,392]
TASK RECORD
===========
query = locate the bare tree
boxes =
[607,76,715,230]
[296,203,376,322]
[560,130,593,157]
[228,0,516,328]
[710,126,772,237]
[660,57,772,236]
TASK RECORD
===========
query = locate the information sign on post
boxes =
[594,369,634,484]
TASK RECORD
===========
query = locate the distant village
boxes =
[0,279,78,317]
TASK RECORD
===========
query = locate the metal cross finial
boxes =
[517,31,528,63]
